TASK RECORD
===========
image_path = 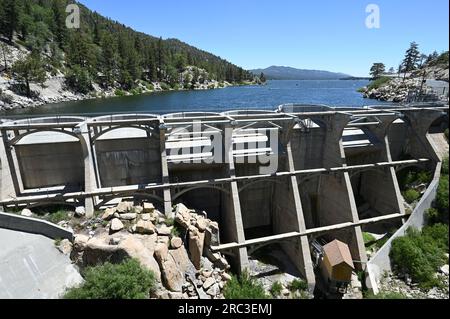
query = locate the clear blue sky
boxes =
[78,0,449,77]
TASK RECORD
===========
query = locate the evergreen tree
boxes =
[401,42,420,80]
[51,0,67,47]
[12,51,46,97]
[369,63,385,79]
[1,0,21,42]
[157,37,165,81]
[260,72,267,83]
[0,41,11,72]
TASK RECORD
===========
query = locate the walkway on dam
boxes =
[0,228,83,299]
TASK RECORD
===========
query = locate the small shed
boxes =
[321,239,355,283]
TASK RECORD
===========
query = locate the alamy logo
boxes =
[365,4,380,29]
[66,4,80,29]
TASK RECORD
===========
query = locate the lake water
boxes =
[3,80,390,116]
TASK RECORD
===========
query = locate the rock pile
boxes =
[361,78,420,103]
[66,201,231,299]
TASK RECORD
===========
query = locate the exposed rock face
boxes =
[189,227,205,270]
[70,201,231,299]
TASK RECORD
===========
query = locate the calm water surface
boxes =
[3,80,391,116]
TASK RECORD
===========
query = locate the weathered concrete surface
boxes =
[0,228,83,299]
[0,212,73,241]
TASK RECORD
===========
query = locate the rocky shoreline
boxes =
[0,73,246,112]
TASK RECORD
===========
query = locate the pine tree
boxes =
[12,51,46,97]
[157,37,165,81]
[401,42,421,80]
[260,72,267,83]
[51,0,67,47]
[1,0,20,42]
[369,63,385,79]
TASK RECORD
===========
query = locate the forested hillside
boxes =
[0,0,254,109]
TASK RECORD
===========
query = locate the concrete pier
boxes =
[0,103,447,290]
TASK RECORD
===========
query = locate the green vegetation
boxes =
[390,224,448,289]
[363,232,376,245]
[445,129,449,142]
[365,291,408,299]
[223,271,268,299]
[11,51,46,97]
[365,76,391,91]
[269,281,283,297]
[369,62,385,79]
[402,189,420,204]
[46,209,68,224]
[0,0,253,96]
[289,279,308,292]
[64,259,156,299]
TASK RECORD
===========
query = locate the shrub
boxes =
[422,224,449,251]
[436,176,448,217]
[390,227,447,289]
[442,157,448,175]
[403,189,420,204]
[269,281,283,297]
[115,89,126,96]
[65,65,92,94]
[146,83,154,91]
[289,279,308,292]
[223,271,268,299]
[363,232,376,245]
[365,291,408,299]
[367,77,391,91]
[46,210,68,224]
[160,82,170,91]
[64,259,156,299]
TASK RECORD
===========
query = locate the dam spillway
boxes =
[0,103,448,290]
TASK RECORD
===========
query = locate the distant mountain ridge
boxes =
[250,66,351,80]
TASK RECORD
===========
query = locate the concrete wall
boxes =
[0,212,74,241]
[16,142,83,189]
[95,138,161,187]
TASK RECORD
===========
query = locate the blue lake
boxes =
[4,80,390,116]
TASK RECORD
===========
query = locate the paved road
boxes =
[0,228,83,299]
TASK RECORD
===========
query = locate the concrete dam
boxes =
[0,103,448,291]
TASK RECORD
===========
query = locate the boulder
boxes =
[195,218,208,232]
[57,239,73,255]
[141,213,151,221]
[116,201,134,213]
[119,213,137,220]
[206,283,220,297]
[133,206,144,214]
[20,208,33,217]
[170,237,183,249]
[154,243,185,292]
[73,234,89,251]
[102,207,116,220]
[440,265,449,276]
[143,202,155,213]
[118,236,161,282]
[205,222,220,247]
[75,206,86,217]
[110,218,124,233]
[135,220,156,234]
[203,277,215,290]
[157,225,172,236]
[189,228,205,269]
